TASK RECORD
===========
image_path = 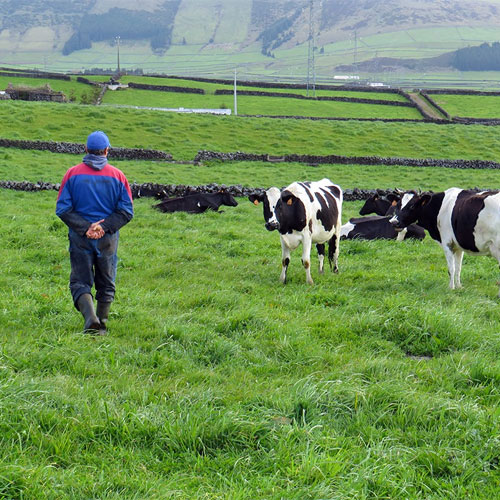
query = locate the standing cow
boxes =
[250,178,342,285]
[389,188,500,294]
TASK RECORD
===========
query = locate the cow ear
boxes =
[419,194,432,207]
[386,193,399,203]
[248,193,262,204]
[286,197,293,206]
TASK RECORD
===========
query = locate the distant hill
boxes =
[3,0,500,76]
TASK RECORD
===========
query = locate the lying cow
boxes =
[250,178,342,285]
[154,191,238,213]
[341,215,425,241]
[359,192,399,216]
[390,188,500,294]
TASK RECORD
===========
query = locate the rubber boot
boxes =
[96,301,111,335]
[77,294,101,333]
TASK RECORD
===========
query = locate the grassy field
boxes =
[1,92,500,498]
[3,147,500,193]
[0,75,98,103]
[101,89,421,119]
[428,94,500,119]
[3,101,500,162]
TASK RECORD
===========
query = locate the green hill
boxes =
[3,0,500,78]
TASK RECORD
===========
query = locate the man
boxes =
[56,131,134,334]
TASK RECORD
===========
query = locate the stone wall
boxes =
[0,179,430,202]
[194,150,500,170]
[127,82,205,94]
[0,139,172,160]
[215,89,415,107]
[0,71,70,81]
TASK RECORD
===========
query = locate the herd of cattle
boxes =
[153,180,500,295]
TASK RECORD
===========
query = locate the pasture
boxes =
[1,84,500,498]
[427,93,500,119]
[3,100,500,161]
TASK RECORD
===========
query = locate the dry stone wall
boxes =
[215,89,415,107]
[194,150,500,170]
[0,139,172,160]
[127,82,205,94]
[0,179,419,202]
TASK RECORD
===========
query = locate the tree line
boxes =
[63,3,180,56]
[452,42,500,71]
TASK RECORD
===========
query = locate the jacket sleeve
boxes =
[100,210,133,234]
[58,210,91,236]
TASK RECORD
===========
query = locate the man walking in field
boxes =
[56,131,134,335]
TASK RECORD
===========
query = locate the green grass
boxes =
[1,187,500,498]
[115,75,410,101]
[1,91,500,497]
[0,75,98,103]
[3,101,500,162]
[428,93,500,119]
[101,88,420,119]
[3,147,500,193]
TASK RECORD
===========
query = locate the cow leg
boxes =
[316,243,325,274]
[329,232,340,273]
[396,227,408,242]
[301,236,314,285]
[280,239,291,284]
[454,249,464,289]
[443,245,459,289]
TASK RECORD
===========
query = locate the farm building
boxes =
[5,83,67,102]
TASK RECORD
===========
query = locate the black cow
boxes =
[390,188,500,293]
[359,192,400,216]
[341,215,425,241]
[250,178,342,285]
[154,191,238,213]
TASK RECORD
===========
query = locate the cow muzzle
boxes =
[265,221,279,231]
[389,215,403,231]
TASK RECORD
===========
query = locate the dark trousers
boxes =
[68,229,119,309]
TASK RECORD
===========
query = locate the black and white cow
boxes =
[154,191,238,213]
[390,188,500,293]
[341,215,425,241]
[249,178,342,285]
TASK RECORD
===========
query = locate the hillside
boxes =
[3,0,500,77]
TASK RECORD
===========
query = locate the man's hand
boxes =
[86,219,105,239]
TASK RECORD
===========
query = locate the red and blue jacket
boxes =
[56,162,134,236]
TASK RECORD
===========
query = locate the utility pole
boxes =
[306,0,316,97]
[353,30,358,74]
[233,69,237,116]
[116,36,121,76]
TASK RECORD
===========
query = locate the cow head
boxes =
[359,192,401,216]
[219,190,239,207]
[390,192,430,230]
[249,187,281,231]
[274,190,307,234]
